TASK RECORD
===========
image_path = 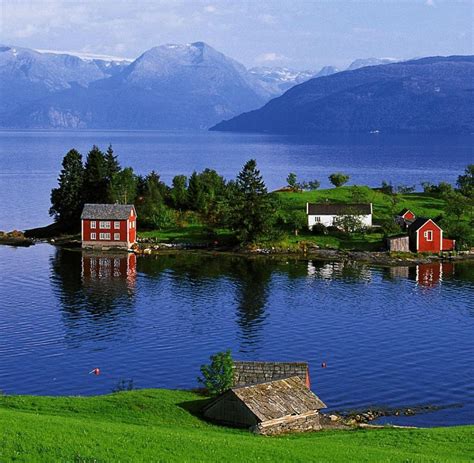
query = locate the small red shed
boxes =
[396,208,416,228]
[408,218,455,253]
[398,208,415,221]
[81,204,137,250]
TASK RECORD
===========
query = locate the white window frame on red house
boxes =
[90,232,96,240]
[424,230,433,241]
[99,232,111,240]
[100,221,111,229]
[114,233,120,241]
[114,221,120,229]
[90,221,96,229]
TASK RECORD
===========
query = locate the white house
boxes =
[306,203,373,230]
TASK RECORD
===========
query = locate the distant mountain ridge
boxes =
[0,42,273,129]
[211,55,474,134]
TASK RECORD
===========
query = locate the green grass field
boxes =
[0,389,472,462]
[138,187,452,251]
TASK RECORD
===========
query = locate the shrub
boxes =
[198,350,234,397]
[329,172,350,188]
[311,223,328,235]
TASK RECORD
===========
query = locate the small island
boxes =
[9,145,472,266]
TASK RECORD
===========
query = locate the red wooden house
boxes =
[81,204,137,250]
[396,208,416,228]
[408,218,455,253]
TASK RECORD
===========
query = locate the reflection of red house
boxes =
[81,253,137,291]
[416,262,454,287]
[81,204,137,250]
[408,218,455,253]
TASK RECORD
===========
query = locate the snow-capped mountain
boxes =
[0,42,272,129]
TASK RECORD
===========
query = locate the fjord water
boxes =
[0,130,472,230]
[0,244,473,427]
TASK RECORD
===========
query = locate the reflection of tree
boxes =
[230,259,274,351]
[137,253,277,353]
[50,249,136,346]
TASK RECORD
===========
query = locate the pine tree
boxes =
[230,159,274,243]
[49,149,84,228]
[83,145,107,203]
[104,144,121,181]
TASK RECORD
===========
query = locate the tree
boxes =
[286,172,299,192]
[381,180,394,195]
[170,175,189,210]
[83,145,107,203]
[333,213,365,234]
[137,171,172,228]
[197,350,234,397]
[329,172,349,188]
[230,159,275,243]
[457,164,474,198]
[49,149,84,228]
[108,167,137,204]
[104,144,121,182]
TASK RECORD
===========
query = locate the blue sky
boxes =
[1,0,472,69]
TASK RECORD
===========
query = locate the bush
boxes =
[329,172,350,188]
[311,223,328,235]
[198,350,234,397]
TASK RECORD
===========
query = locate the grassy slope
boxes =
[0,390,472,462]
[138,187,449,250]
[273,186,448,250]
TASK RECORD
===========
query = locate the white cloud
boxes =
[204,5,217,13]
[259,14,277,25]
[425,0,435,6]
[256,52,287,63]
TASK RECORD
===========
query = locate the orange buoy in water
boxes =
[321,362,327,368]
[89,368,101,376]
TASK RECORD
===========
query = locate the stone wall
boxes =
[253,411,322,436]
[233,361,309,388]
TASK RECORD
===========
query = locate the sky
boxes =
[1,0,472,70]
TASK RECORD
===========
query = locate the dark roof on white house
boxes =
[230,376,326,422]
[307,203,372,216]
[81,204,136,220]
[408,217,442,233]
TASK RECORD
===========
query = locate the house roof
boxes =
[230,376,326,422]
[81,204,136,220]
[408,217,442,233]
[233,361,308,387]
[398,208,414,217]
[307,203,372,216]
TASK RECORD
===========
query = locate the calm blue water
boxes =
[0,130,472,230]
[0,244,472,427]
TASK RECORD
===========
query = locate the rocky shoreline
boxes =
[2,229,473,266]
[133,239,474,266]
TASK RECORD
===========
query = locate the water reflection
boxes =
[385,262,455,288]
[50,250,136,346]
[307,260,372,283]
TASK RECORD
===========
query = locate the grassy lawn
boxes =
[275,186,447,221]
[137,187,452,251]
[0,390,472,462]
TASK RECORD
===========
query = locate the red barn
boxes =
[408,218,455,253]
[81,204,137,250]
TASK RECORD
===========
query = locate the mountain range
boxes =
[211,55,474,134]
[1,44,470,133]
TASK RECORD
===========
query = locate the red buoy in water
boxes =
[89,368,101,376]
